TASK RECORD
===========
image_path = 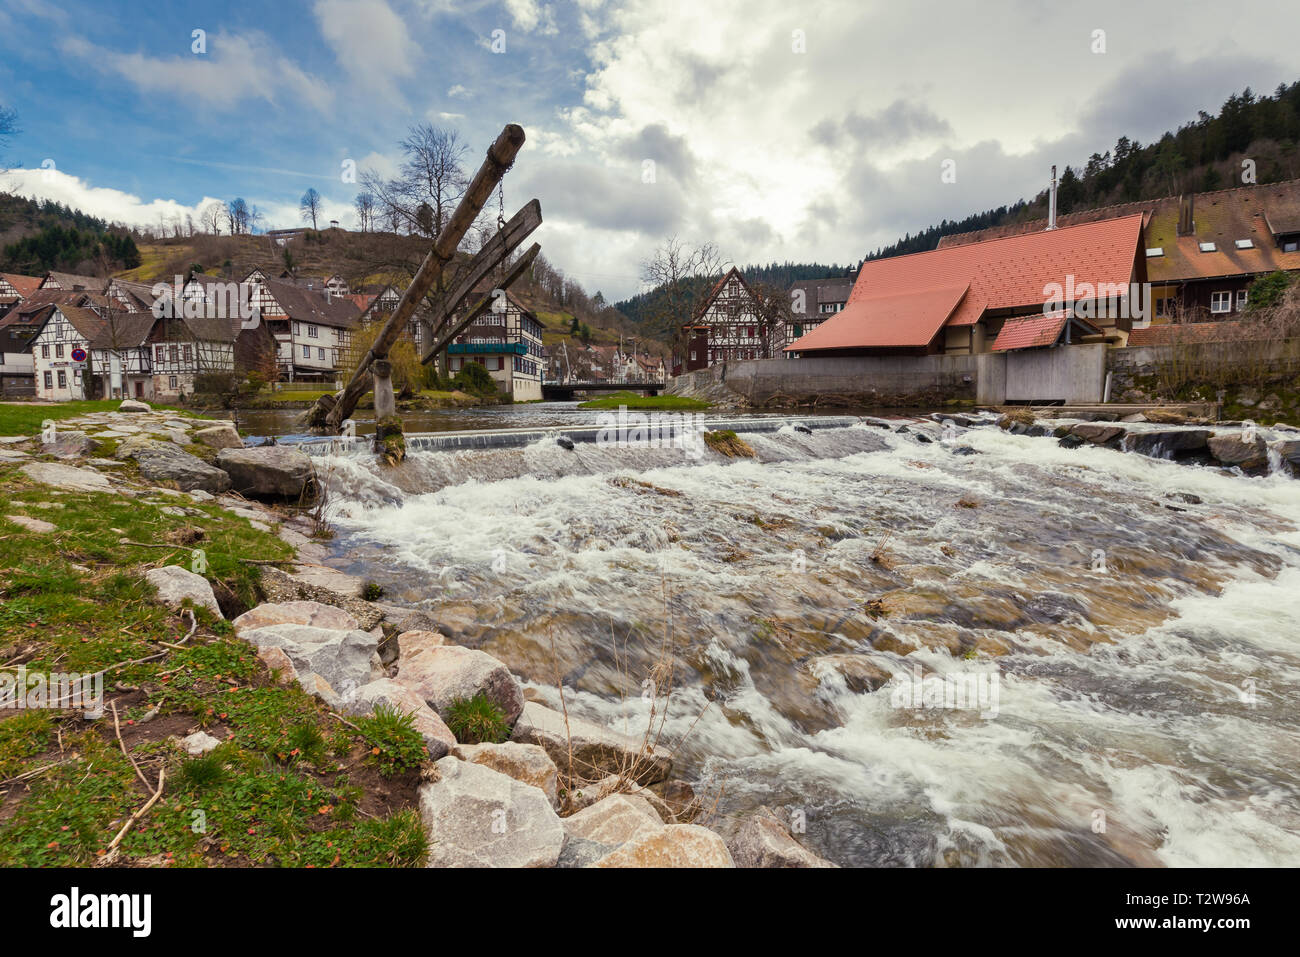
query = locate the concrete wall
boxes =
[1004,342,1107,403]
[674,354,979,405]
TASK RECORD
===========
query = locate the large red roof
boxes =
[789,214,1145,352]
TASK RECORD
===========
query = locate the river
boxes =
[269,405,1300,866]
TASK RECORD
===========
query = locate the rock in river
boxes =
[216,446,314,499]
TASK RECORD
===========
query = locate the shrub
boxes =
[354,704,427,777]
[450,361,498,397]
[445,693,510,744]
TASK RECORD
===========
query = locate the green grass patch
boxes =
[577,391,710,411]
[354,704,427,777]
[444,693,510,745]
[0,400,205,437]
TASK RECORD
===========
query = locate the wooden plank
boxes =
[314,123,526,430]
[422,241,542,363]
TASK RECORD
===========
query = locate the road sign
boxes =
[70,347,87,362]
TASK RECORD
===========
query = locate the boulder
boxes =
[1276,439,1300,477]
[1121,429,1211,460]
[1208,434,1268,472]
[589,824,734,868]
[233,600,359,633]
[343,677,456,760]
[145,565,222,616]
[454,741,559,806]
[216,446,314,499]
[1057,434,1086,449]
[5,514,56,534]
[557,835,614,868]
[118,399,151,413]
[192,424,244,451]
[809,654,890,694]
[510,701,672,785]
[562,793,664,847]
[41,430,95,459]
[418,757,564,868]
[180,731,221,756]
[728,808,838,868]
[236,623,378,708]
[20,462,114,493]
[397,630,447,658]
[256,645,298,684]
[117,440,231,493]
[1070,423,1125,446]
[395,644,524,726]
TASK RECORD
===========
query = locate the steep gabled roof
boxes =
[791,214,1145,351]
[939,180,1300,282]
[42,271,107,293]
[991,310,1102,351]
[0,272,44,299]
[690,267,761,321]
[49,304,108,342]
[89,314,157,350]
[257,276,360,328]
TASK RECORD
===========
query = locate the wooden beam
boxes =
[314,123,526,431]
[422,241,541,363]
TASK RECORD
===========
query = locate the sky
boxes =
[0,0,1297,301]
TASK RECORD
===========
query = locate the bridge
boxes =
[541,380,664,400]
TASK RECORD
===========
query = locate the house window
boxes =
[317,347,324,359]
[155,345,165,362]
[307,324,318,338]
[793,324,803,337]
[1236,290,1248,310]
[169,375,178,390]
[43,371,52,388]
[41,344,49,358]
[690,351,697,362]
[170,345,179,362]
[1210,291,1232,314]
[1285,240,1299,253]
[182,345,192,362]
[57,370,66,388]
[294,322,301,335]
[55,343,63,358]
[302,345,311,358]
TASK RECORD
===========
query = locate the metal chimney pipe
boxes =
[1047,165,1058,230]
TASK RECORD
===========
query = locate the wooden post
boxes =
[308,123,527,431]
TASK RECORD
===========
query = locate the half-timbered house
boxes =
[31,305,105,400]
[148,315,236,400]
[242,274,360,382]
[446,287,545,400]
[680,267,767,372]
[0,273,43,314]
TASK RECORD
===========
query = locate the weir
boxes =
[291,414,863,456]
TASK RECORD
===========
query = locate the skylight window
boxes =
[1145,247,1164,257]
[1198,242,1217,252]
[1234,239,1254,249]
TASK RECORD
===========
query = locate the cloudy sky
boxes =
[0,0,1296,300]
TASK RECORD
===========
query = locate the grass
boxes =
[444,694,510,745]
[0,400,205,437]
[703,429,755,457]
[578,391,710,411]
[354,704,427,777]
[0,465,428,867]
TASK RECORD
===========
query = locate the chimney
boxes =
[1177,194,1195,237]
[1047,165,1058,230]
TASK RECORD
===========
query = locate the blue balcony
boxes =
[447,342,528,355]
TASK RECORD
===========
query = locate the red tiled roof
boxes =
[1126,321,1250,347]
[939,180,1300,283]
[991,311,1101,351]
[786,285,968,351]
[0,273,43,299]
[789,214,1144,351]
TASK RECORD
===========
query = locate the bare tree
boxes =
[640,236,725,354]
[354,191,376,232]
[227,197,250,235]
[200,201,225,235]
[300,187,322,229]
[361,123,469,238]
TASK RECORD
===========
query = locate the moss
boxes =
[703,429,755,458]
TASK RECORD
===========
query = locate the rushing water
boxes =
[309,413,1300,867]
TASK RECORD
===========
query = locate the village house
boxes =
[147,314,236,401]
[680,267,767,372]
[787,214,1147,359]
[936,178,1300,323]
[88,312,157,400]
[242,273,360,382]
[446,287,545,400]
[774,276,854,356]
[30,304,104,400]
[0,272,43,315]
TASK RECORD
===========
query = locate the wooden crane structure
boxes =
[305,124,543,461]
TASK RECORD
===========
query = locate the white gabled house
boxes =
[31,305,104,401]
[243,274,360,382]
[148,315,236,400]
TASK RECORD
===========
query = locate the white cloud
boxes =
[447,84,471,98]
[313,0,419,100]
[61,32,332,113]
[3,167,223,230]
[504,0,558,35]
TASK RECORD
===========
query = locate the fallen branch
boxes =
[104,768,166,859]
[111,701,151,789]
